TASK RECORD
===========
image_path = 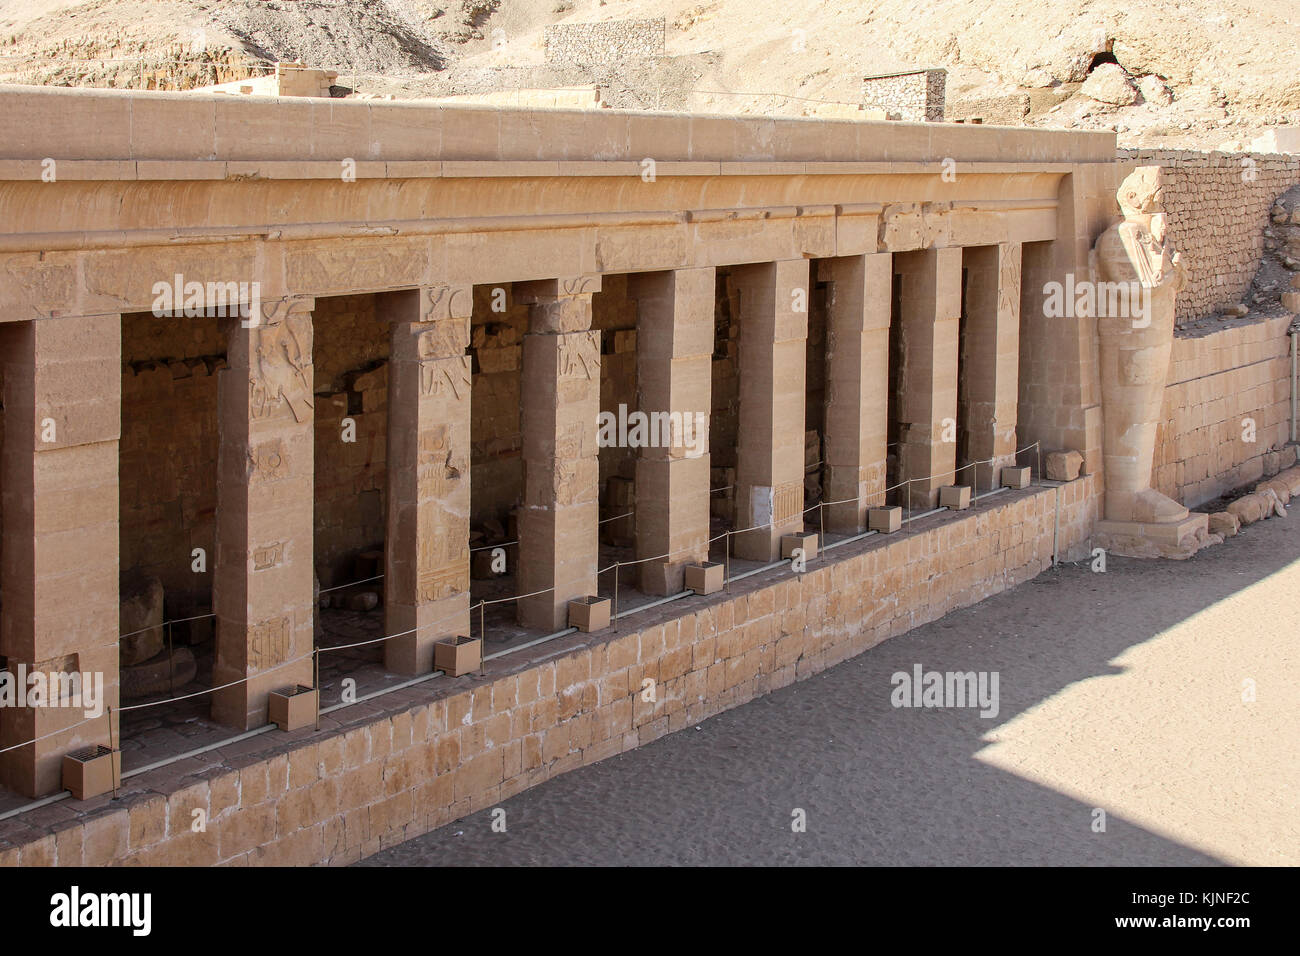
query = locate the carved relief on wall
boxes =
[419,354,472,399]
[247,437,289,484]
[998,245,1022,321]
[248,616,291,670]
[772,479,804,524]
[250,299,313,423]
[556,331,599,381]
[252,541,285,571]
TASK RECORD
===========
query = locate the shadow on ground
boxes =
[360,511,1300,866]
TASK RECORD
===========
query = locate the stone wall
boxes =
[119,314,225,601]
[948,93,1030,126]
[1155,315,1295,508]
[312,295,390,587]
[0,477,1098,866]
[1117,149,1300,322]
[861,69,946,123]
[544,18,666,65]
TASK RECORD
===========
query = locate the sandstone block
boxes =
[1226,493,1266,525]
[939,485,972,510]
[1000,466,1031,489]
[1207,511,1240,537]
[868,507,902,533]
[1044,450,1084,481]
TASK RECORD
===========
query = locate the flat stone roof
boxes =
[0,85,1116,167]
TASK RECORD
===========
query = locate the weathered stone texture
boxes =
[1117,149,1300,321]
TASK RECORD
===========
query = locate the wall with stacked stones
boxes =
[311,296,389,588]
[1117,149,1300,322]
[119,313,225,604]
[0,476,1098,865]
[1155,315,1295,508]
[543,18,666,65]
[860,70,946,123]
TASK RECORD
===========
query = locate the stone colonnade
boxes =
[0,244,1026,794]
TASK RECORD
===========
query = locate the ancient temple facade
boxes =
[0,86,1120,843]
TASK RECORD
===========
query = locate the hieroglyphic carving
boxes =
[250,298,313,422]
[423,284,473,321]
[998,243,1022,321]
[560,275,602,297]
[247,438,289,484]
[556,331,599,381]
[772,479,804,524]
[419,353,472,398]
[416,560,469,603]
[248,616,291,670]
[252,541,284,571]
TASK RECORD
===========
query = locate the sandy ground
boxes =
[361,511,1299,866]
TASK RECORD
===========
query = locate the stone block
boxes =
[1208,511,1240,537]
[435,637,481,677]
[1000,466,1031,489]
[939,485,972,510]
[780,533,818,561]
[684,562,724,595]
[1044,450,1084,481]
[869,507,902,533]
[567,596,611,633]
[268,685,318,732]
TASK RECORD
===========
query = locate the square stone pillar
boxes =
[212,298,316,730]
[381,286,473,674]
[961,244,1022,492]
[628,268,713,595]
[818,254,892,532]
[515,277,602,631]
[0,316,121,798]
[894,248,961,511]
[730,260,809,561]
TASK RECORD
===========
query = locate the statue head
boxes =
[1117,166,1164,217]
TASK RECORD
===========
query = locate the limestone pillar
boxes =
[730,260,809,561]
[628,268,713,594]
[381,286,473,674]
[0,316,121,798]
[960,243,1022,491]
[212,298,316,730]
[515,277,602,631]
[818,254,892,532]
[894,248,961,510]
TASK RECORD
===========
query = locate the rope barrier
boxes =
[0,443,1043,770]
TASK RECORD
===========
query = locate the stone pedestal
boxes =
[212,298,316,730]
[516,277,601,631]
[381,286,473,674]
[894,248,962,511]
[0,316,121,797]
[629,268,713,594]
[731,260,809,561]
[1093,514,1210,560]
[819,254,892,532]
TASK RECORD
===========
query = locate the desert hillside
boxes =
[0,0,1297,148]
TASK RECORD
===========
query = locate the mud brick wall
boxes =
[312,296,389,586]
[948,93,1030,126]
[861,69,946,123]
[469,284,527,527]
[1155,315,1295,508]
[0,478,1099,866]
[543,18,666,65]
[119,313,226,599]
[1117,149,1300,322]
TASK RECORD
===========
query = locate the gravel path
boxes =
[362,511,1299,866]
